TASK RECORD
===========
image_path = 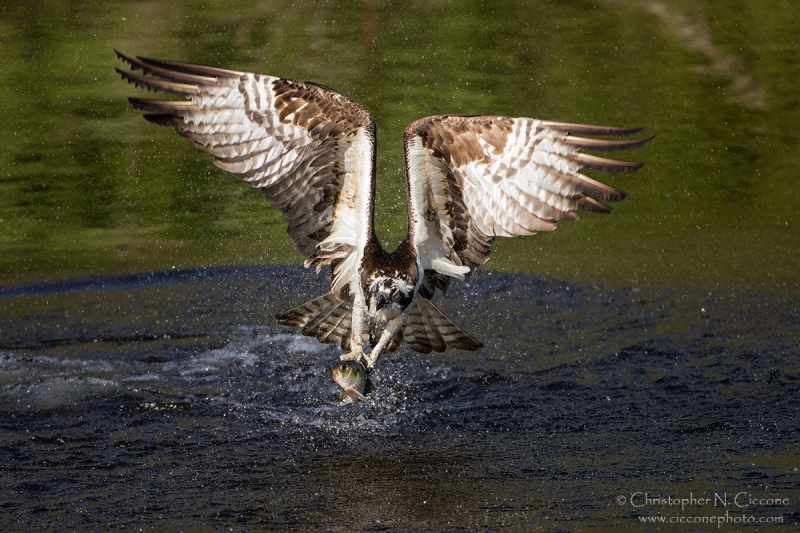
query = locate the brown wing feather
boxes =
[404,115,650,273]
[117,51,375,294]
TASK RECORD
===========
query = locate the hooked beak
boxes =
[375,293,390,310]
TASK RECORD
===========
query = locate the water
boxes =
[1,0,799,290]
[1,266,798,531]
[1,0,799,530]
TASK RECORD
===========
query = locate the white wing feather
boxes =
[404,115,648,276]
[117,52,376,299]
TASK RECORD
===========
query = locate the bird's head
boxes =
[366,277,414,320]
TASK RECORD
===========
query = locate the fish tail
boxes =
[338,389,365,405]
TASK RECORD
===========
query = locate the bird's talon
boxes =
[340,349,363,361]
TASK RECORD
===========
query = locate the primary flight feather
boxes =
[116,51,650,368]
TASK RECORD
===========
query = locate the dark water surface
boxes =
[1,266,798,531]
[1,0,799,530]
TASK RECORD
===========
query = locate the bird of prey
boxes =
[116,51,649,369]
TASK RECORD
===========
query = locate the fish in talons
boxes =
[331,360,369,405]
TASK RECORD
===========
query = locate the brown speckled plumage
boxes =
[117,52,650,359]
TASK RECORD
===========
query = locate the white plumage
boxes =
[116,51,650,368]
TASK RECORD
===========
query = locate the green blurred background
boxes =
[1,0,798,292]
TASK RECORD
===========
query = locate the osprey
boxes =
[116,51,650,369]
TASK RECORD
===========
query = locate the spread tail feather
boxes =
[275,292,481,355]
[274,292,352,350]
[403,296,483,354]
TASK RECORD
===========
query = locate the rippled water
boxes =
[1,266,797,531]
[1,0,799,529]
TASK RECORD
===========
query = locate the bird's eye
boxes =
[391,290,400,302]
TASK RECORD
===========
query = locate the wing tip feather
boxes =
[562,135,654,152]
[574,153,645,173]
[542,121,646,137]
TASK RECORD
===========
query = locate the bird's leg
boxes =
[363,315,405,368]
[341,291,366,362]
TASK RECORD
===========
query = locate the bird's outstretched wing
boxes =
[116,51,376,298]
[403,115,650,279]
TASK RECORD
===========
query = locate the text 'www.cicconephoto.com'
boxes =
[616,491,792,529]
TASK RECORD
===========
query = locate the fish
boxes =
[331,360,369,405]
